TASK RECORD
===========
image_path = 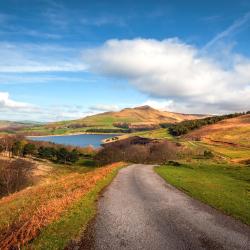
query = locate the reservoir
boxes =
[28,133,119,148]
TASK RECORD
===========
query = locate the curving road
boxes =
[77,164,250,250]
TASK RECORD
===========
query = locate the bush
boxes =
[23,143,36,156]
[204,150,214,158]
[166,160,181,167]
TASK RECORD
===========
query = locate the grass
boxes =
[0,162,124,249]
[133,128,175,140]
[155,160,250,225]
[206,125,250,148]
[20,114,140,136]
[195,141,250,160]
[28,165,122,249]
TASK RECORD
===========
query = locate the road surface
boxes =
[75,164,250,250]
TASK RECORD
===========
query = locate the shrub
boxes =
[166,160,181,167]
[204,150,214,158]
[23,143,36,156]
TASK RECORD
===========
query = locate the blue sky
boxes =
[0,0,250,121]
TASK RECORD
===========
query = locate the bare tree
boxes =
[0,159,34,197]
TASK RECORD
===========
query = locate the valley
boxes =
[0,106,249,249]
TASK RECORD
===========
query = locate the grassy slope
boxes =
[0,162,124,249]
[28,165,122,249]
[0,164,93,232]
[133,128,174,140]
[155,161,250,225]
[184,114,250,158]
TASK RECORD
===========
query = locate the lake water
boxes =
[28,134,119,148]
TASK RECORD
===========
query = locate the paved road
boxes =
[77,164,250,250]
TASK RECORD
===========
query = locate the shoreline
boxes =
[26,132,123,138]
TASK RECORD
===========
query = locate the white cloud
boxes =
[89,104,120,112]
[0,94,91,122]
[0,92,31,109]
[140,100,175,111]
[0,42,86,73]
[204,12,250,49]
[82,38,250,113]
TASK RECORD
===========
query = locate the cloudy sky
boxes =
[0,0,250,121]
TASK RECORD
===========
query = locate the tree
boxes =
[11,140,25,156]
[23,143,36,156]
[68,149,80,163]
[38,146,56,160]
[56,147,68,163]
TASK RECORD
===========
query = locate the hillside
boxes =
[184,114,250,161]
[185,114,250,147]
[21,106,206,135]
[0,121,39,134]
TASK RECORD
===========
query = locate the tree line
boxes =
[0,136,93,164]
[168,111,250,136]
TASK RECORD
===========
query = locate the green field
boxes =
[155,161,250,225]
[19,114,139,135]
[133,128,174,140]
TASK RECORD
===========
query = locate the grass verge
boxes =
[155,160,250,225]
[28,165,122,249]
[0,162,124,249]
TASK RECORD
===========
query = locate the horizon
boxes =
[1,0,250,122]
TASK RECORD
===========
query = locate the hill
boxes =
[185,114,250,147]
[184,114,250,161]
[21,106,206,135]
[0,121,39,134]
[56,105,206,127]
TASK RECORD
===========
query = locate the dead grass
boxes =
[0,162,124,249]
[182,114,250,162]
[185,114,250,148]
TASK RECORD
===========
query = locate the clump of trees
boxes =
[95,136,182,165]
[0,136,91,164]
[113,122,160,132]
[113,122,130,129]
[86,128,130,133]
[66,123,88,129]
[168,112,249,136]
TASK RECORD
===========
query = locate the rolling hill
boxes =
[0,121,41,134]
[56,105,205,127]
[185,114,250,147]
[184,114,250,161]
[21,106,206,135]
